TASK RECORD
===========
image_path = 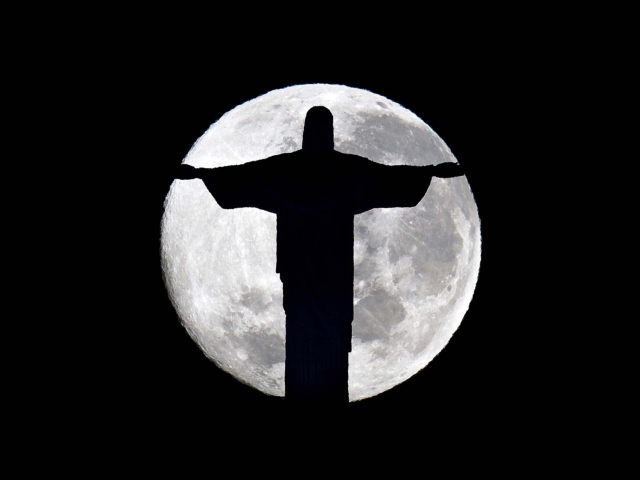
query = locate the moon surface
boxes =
[161,84,481,401]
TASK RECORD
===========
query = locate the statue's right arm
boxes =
[173,161,280,213]
[175,164,200,180]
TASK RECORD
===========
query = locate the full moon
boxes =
[161,84,481,401]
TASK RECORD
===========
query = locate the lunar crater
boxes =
[348,113,451,166]
[354,289,406,342]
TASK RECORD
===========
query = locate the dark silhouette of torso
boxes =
[178,107,461,403]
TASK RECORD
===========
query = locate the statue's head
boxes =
[302,106,334,153]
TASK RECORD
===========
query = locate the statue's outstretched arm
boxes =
[175,164,200,180]
[431,162,464,179]
[172,160,281,213]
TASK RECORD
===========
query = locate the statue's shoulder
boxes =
[266,149,304,163]
[331,150,371,164]
[235,151,297,170]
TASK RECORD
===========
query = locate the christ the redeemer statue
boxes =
[174,106,464,403]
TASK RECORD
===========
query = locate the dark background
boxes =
[86,60,564,435]
[8,8,606,460]
[23,12,611,459]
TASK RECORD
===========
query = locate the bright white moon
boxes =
[161,84,481,401]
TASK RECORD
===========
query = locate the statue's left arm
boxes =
[431,162,465,179]
[353,159,464,214]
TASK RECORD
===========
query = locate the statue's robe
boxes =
[199,150,433,402]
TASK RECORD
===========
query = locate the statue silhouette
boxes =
[174,106,464,403]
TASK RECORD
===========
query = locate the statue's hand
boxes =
[433,162,464,178]
[175,164,199,180]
